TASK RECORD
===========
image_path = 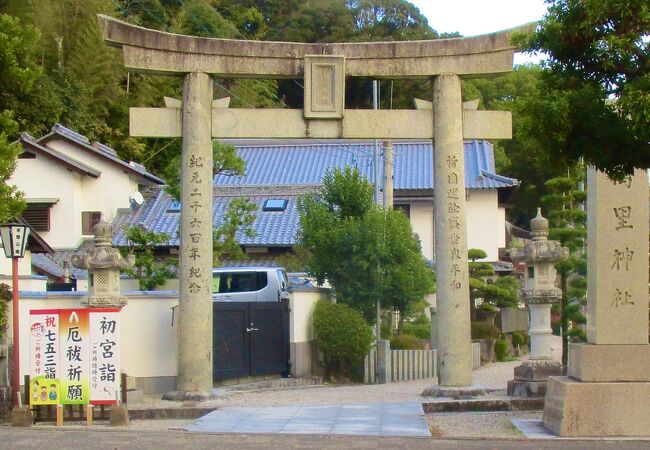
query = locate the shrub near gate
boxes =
[390,334,422,350]
[470,321,501,339]
[495,338,509,362]
[312,300,373,380]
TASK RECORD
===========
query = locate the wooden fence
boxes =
[364,348,437,384]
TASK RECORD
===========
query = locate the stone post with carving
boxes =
[543,168,650,437]
[71,220,135,308]
[507,208,567,397]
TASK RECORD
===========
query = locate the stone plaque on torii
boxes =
[98,15,524,398]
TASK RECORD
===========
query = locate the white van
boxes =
[212,267,289,302]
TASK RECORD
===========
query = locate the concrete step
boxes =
[126,389,144,404]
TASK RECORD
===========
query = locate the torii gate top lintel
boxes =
[98,14,533,78]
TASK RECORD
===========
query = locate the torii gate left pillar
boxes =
[174,73,214,398]
[98,15,524,396]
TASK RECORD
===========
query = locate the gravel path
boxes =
[130,359,524,411]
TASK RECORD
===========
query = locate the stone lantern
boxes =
[71,220,134,308]
[507,208,568,397]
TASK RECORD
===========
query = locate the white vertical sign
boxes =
[90,310,120,404]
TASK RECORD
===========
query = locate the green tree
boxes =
[0,112,25,222]
[171,0,239,38]
[468,248,519,319]
[0,283,10,338]
[349,0,437,41]
[515,0,650,174]
[212,197,256,265]
[299,167,435,324]
[463,66,577,226]
[122,226,176,290]
[542,171,588,367]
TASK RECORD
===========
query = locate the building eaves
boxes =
[37,124,164,185]
[19,134,101,178]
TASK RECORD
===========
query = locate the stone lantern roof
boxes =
[71,220,135,270]
[511,209,568,264]
[530,207,549,240]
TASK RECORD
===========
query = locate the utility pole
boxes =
[382,140,393,210]
[373,80,381,205]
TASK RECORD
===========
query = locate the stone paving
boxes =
[183,402,430,436]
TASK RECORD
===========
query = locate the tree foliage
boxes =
[0,283,10,338]
[542,169,588,367]
[515,0,650,175]
[299,167,435,323]
[463,66,580,226]
[468,248,519,314]
[213,197,256,265]
[0,112,25,222]
[122,226,176,290]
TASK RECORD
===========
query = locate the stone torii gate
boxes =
[98,15,522,398]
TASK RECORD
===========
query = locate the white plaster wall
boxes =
[408,202,434,261]
[403,194,504,262]
[11,154,82,248]
[11,293,179,383]
[289,289,331,343]
[0,251,33,277]
[466,190,503,261]
[46,139,139,234]
[121,277,180,292]
[9,288,334,384]
[0,276,47,291]
[119,294,178,378]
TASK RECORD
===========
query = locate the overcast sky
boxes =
[409,0,549,64]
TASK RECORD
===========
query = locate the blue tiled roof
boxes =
[113,140,518,248]
[214,140,518,190]
[113,190,301,247]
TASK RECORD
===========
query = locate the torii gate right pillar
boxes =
[433,74,472,386]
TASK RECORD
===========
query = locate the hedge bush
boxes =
[390,334,422,350]
[312,300,373,380]
[495,339,509,361]
[402,321,431,340]
[471,321,501,339]
[511,331,526,347]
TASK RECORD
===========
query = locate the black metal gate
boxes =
[213,300,290,381]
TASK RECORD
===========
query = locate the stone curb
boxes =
[422,398,544,413]
[223,376,323,392]
[128,407,217,420]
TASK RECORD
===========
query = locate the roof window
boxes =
[262,199,287,212]
[167,200,181,213]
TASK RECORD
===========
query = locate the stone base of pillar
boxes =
[10,405,33,427]
[162,390,223,402]
[507,360,563,398]
[109,405,130,427]
[543,376,650,436]
[421,385,486,399]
